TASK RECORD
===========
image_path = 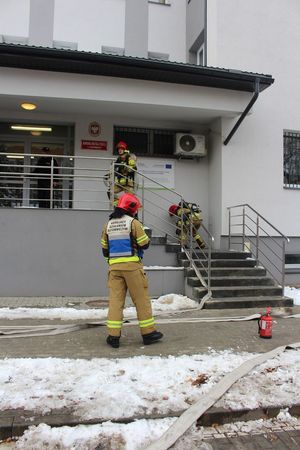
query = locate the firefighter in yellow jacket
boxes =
[101,192,163,348]
[168,201,205,249]
[113,141,137,206]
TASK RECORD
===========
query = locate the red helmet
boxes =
[168,204,178,216]
[117,193,141,215]
[116,141,128,150]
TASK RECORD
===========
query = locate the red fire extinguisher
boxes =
[258,307,273,339]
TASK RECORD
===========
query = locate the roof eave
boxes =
[0,43,274,93]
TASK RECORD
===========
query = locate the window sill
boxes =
[284,184,300,190]
[148,1,171,6]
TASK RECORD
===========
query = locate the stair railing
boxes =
[227,203,289,294]
[108,164,214,301]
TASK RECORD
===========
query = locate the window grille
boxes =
[284,131,300,188]
[114,126,185,157]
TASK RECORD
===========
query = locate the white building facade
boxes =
[0,0,299,296]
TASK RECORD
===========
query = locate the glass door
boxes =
[0,141,26,207]
[30,142,73,208]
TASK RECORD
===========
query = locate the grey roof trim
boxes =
[0,43,274,93]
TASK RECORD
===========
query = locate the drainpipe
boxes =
[223,78,260,146]
[204,0,207,66]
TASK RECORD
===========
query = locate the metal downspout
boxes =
[223,78,260,146]
[204,0,207,66]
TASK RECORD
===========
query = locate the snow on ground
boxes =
[284,286,300,305]
[0,287,299,321]
[0,294,197,321]
[4,410,300,450]
[1,349,299,421]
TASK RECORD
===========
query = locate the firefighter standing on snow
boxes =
[169,201,205,249]
[112,141,137,206]
[101,192,163,348]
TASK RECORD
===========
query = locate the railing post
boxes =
[242,206,246,252]
[180,198,184,250]
[142,178,145,224]
[110,162,115,210]
[50,157,54,209]
[189,215,193,267]
[256,215,259,262]
[281,238,286,295]
[207,235,212,292]
[228,208,231,250]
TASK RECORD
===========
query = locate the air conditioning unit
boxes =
[175,133,206,157]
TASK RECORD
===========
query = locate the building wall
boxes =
[0,0,30,37]
[207,118,222,247]
[206,0,300,237]
[148,0,186,62]
[54,0,125,53]
[0,0,187,62]
[0,208,181,297]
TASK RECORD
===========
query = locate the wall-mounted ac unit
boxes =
[175,133,206,157]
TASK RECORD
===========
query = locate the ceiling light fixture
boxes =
[11,125,52,132]
[21,102,37,111]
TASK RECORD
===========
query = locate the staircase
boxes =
[166,243,293,309]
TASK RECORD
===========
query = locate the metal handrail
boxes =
[228,203,289,241]
[227,203,289,294]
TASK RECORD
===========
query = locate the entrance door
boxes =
[30,142,73,208]
[0,122,74,209]
[0,141,27,207]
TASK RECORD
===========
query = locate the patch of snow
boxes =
[0,294,197,321]
[1,350,299,421]
[284,286,300,305]
[14,410,300,450]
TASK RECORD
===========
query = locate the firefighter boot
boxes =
[142,331,164,345]
[106,335,120,348]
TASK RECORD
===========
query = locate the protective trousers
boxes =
[113,181,135,206]
[107,268,156,337]
[177,219,205,248]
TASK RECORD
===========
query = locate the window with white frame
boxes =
[196,44,205,66]
[284,131,300,188]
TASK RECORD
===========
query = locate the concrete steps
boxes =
[184,267,267,277]
[181,258,256,268]
[202,296,293,309]
[176,248,292,309]
[187,276,276,288]
[193,285,283,298]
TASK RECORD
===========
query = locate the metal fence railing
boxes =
[227,203,289,293]
[0,151,214,300]
[0,152,114,210]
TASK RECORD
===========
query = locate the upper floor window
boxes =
[196,44,205,66]
[284,131,300,188]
